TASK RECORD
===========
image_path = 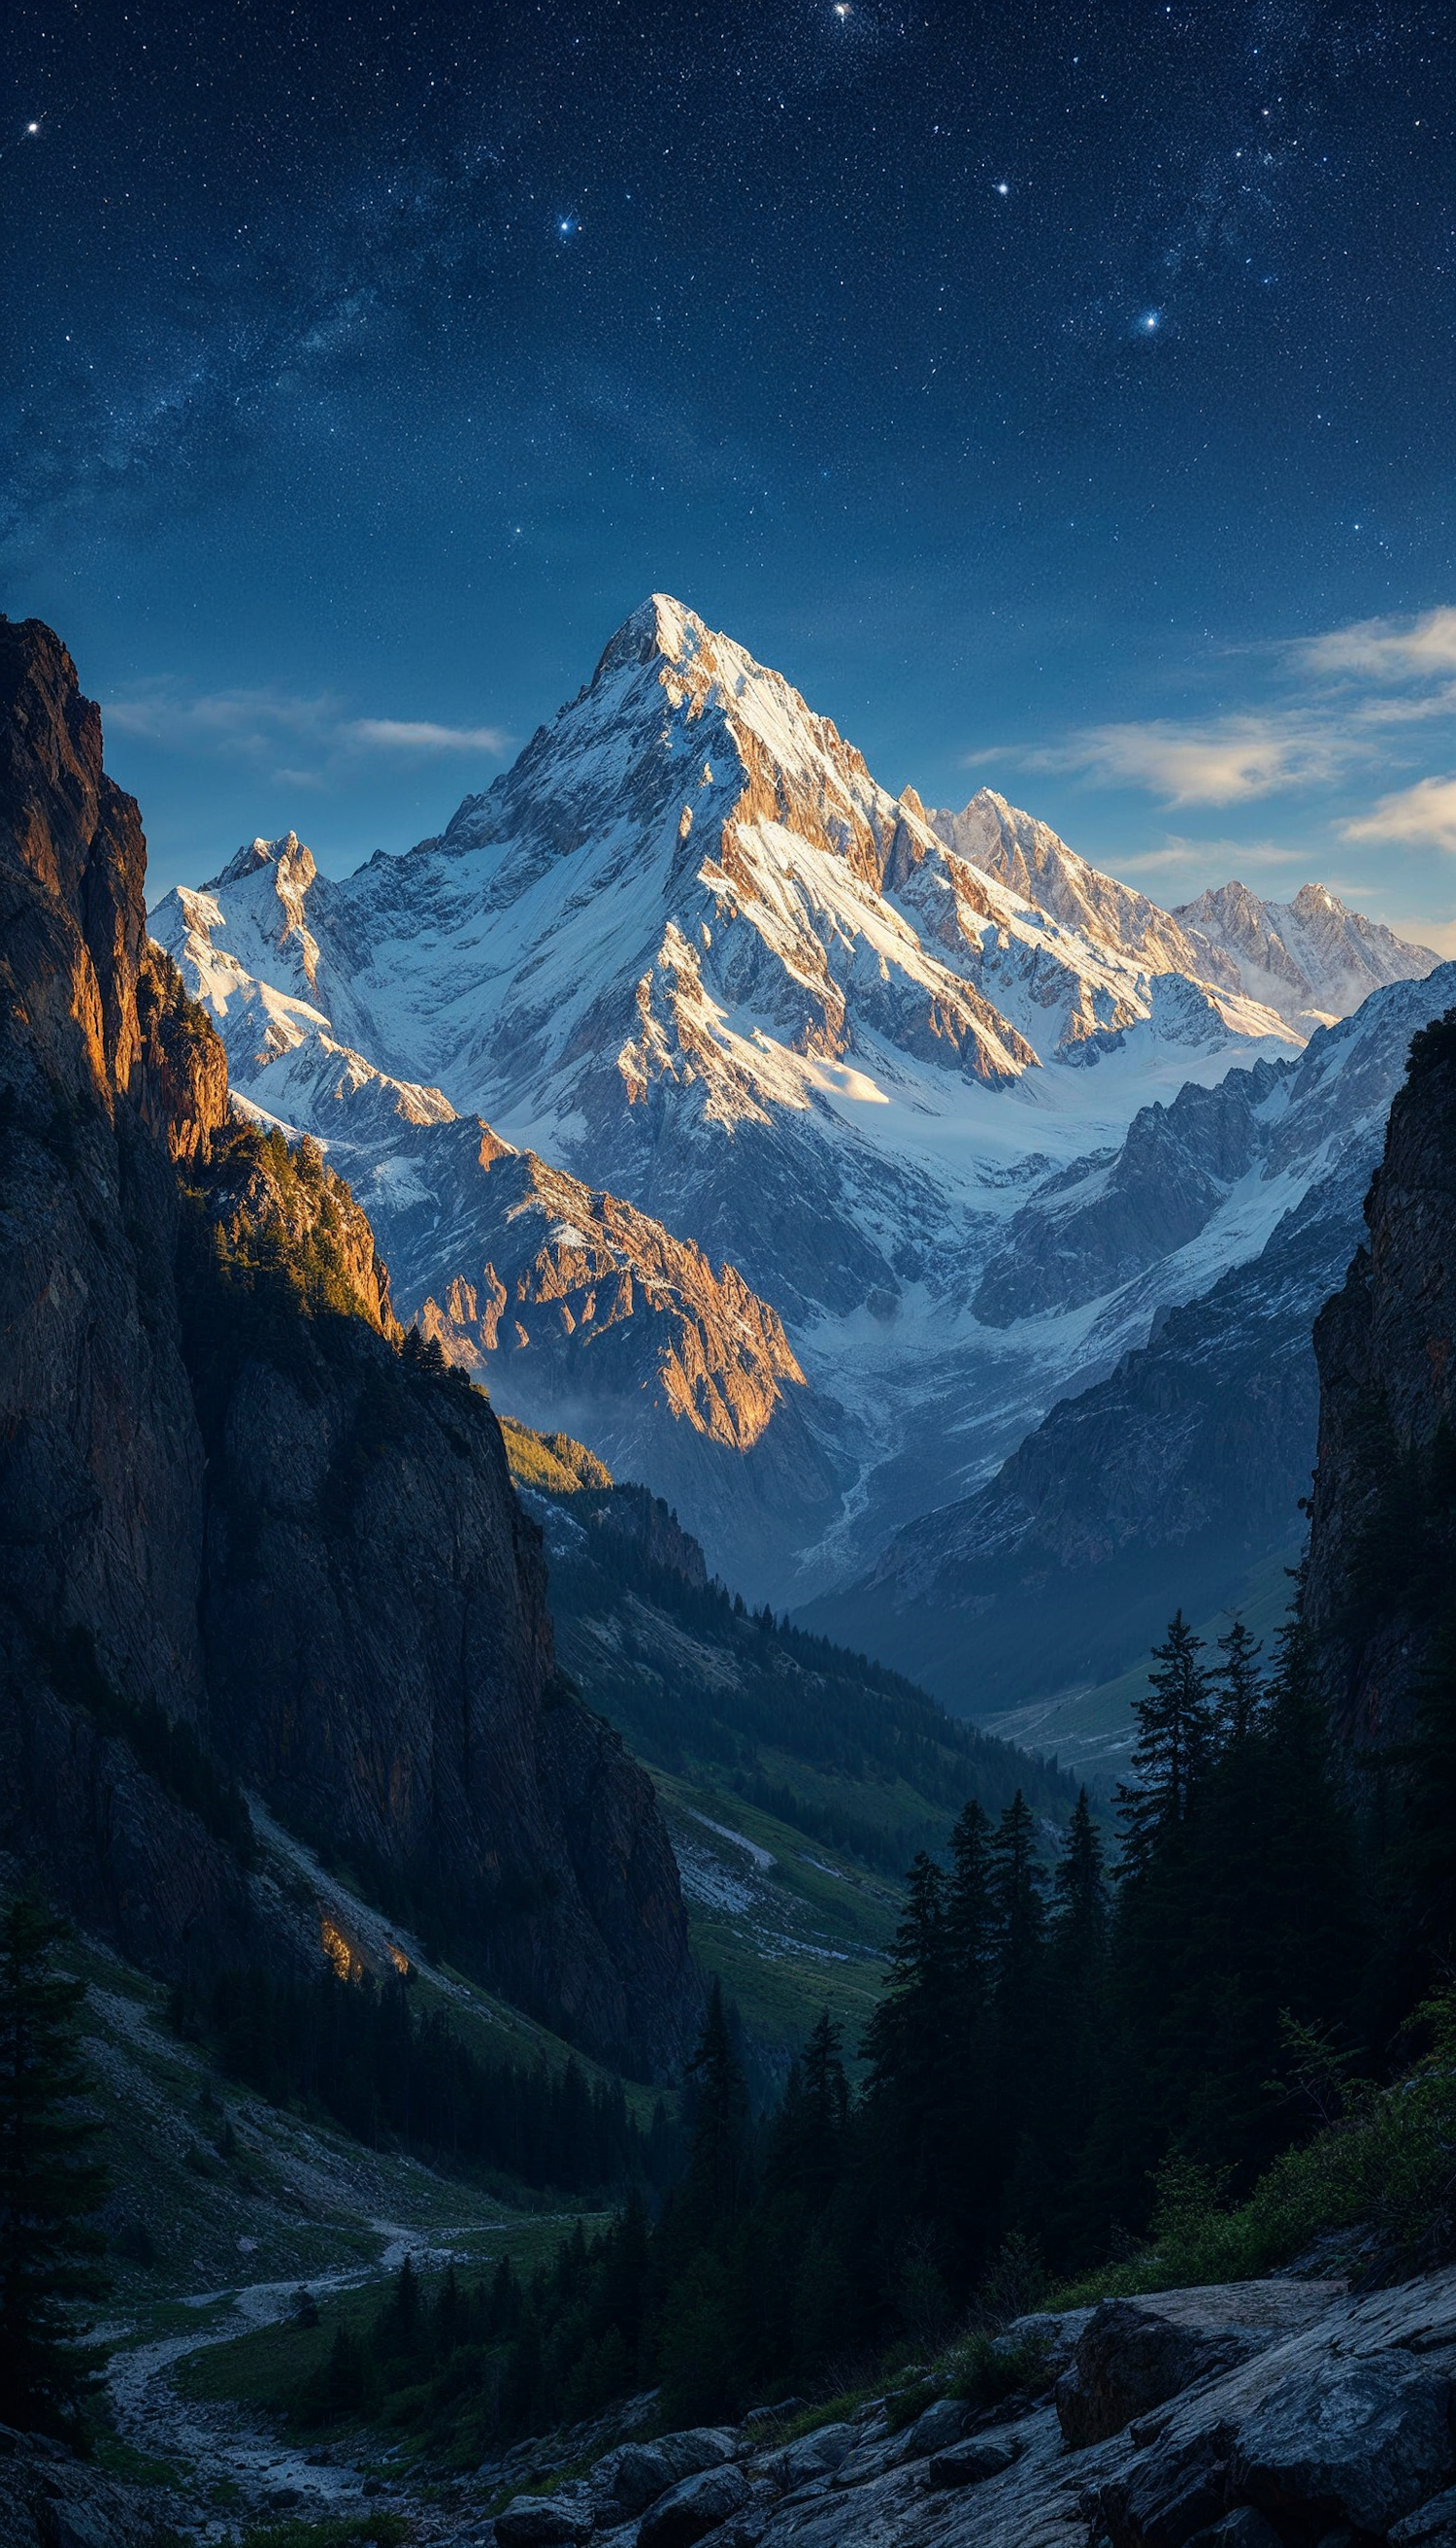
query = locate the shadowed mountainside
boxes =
[0,613,696,2077]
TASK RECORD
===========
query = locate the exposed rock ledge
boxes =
[479,2267,1456,2548]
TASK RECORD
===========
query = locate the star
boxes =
[1140,310,1161,331]
[996,182,1009,196]
[26,121,40,135]
[834,4,851,17]
[557,214,579,238]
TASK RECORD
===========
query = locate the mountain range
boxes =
[151,592,1445,1710]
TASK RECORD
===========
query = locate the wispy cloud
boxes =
[1343,776,1456,852]
[104,678,509,778]
[1111,836,1307,877]
[1060,714,1352,806]
[106,683,338,751]
[1300,607,1456,682]
[1011,604,1456,820]
[350,716,509,751]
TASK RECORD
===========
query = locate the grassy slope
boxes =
[81,1830,660,2348]
[498,1416,1077,2060]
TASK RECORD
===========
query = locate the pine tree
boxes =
[766,2011,847,2208]
[1116,1612,1213,1873]
[0,1891,109,2438]
[373,2253,422,2365]
[1052,1792,1109,1976]
[1212,1618,1266,1747]
[672,1981,751,2258]
[984,1791,1049,2219]
[862,1852,953,2101]
[987,1792,1046,2011]
[946,1800,994,2003]
[1040,1792,1110,2255]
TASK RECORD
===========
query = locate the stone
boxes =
[637,2465,750,2548]
[904,2399,968,2458]
[605,2432,739,2518]
[1231,2354,1456,2535]
[828,2435,912,2490]
[1392,2485,1456,2543]
[1096,2428,1235,2548]
[925,2433,1023,2488]
[768,2425,857,2491]
[1057,2283,1342,2448]
[48,2512,123,2548]
[493,2496,595,2547]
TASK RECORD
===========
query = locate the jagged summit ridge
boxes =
[1174,876,1438,1029]
[152,597,1442,1601]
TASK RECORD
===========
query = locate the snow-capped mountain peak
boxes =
[149,595,1446,1600]
[1173,877,1439,1030]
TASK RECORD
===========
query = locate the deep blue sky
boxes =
[4,0,1456,939]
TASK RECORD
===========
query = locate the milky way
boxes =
[1,0,1451,910]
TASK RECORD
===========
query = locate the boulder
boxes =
[1393,2488,1456,2545]
[1097,2427,1235,2548]
[1057,2282,1342,2447]
[605,2432,739,2518]
[493,2497,595,2547]
[1231,2353,1456,2535]
[828,2433,911,2489]
[904,2399,968,2458]
[768,2424,857,2492]
[998,2305,1095,2380]
[637,2464,750,2548]
[925,2432,1023,2488]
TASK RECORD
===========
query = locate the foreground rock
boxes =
[1054,2281,1343,2446]
[0,2426,175,2548]
[493,2267,1456,2548]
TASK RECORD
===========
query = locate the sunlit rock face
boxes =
[0,613,697,2077]
[1174,876,1439,1034]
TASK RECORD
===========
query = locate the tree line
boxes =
[12,1588,1456,2449]
[351,1603,1445,2440]
[174,1964,680,2198]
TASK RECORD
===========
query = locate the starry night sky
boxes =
[4,0,1455,933]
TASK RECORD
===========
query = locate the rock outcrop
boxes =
[1303,1007,1456,1753]
[480,2267,1456,2548]
[0,614,696,2076]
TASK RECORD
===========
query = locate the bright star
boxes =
[26,121,40,135]
[996,181,1009,195]
[1141,310,1161,331]
[834,4,850,17]
[557,214,579,238]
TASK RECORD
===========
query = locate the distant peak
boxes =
[590,592,701,686]
[1289,880,1344,918]
[206,831,314,892]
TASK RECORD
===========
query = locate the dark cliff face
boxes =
[1304,1012,1456,1753]
[0,616,695,2077]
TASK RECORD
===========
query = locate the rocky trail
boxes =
[15,2261,1453,2548]
[101,2224,480,2534]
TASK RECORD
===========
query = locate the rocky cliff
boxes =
[1303,1007,1456,1754]
[0,615,695,2076]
